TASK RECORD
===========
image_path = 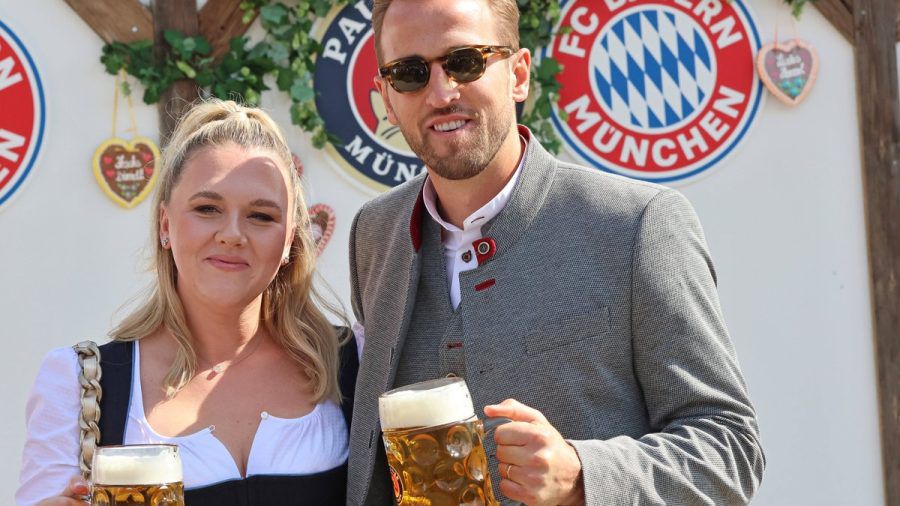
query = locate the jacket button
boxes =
[476,241,490,255]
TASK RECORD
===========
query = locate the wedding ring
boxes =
[503,463,513,481]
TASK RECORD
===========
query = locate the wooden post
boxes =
[62,0,152,43]
[813,0,854,44]
[199,0,259,59]
[152,0,200,145]
[853,0,900,504]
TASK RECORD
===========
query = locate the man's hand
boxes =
[485,399,585,506]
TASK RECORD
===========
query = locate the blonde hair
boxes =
[111,99,346,403]
[372,0,520,63]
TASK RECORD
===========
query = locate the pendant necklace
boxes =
[198,335,265,374]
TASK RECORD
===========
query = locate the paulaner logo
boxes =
[0,19,45,211]
[546,0,762,183]
[314,1,424,192]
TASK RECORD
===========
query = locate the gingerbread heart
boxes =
[756,39,819,106]
[92,137,160,208]
[292,152,304,179]
[308,203,336,257]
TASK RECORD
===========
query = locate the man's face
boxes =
[375,0,529,180]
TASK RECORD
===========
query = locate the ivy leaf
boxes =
[230,36,248,53]
[276,68,296,91]
[536,57,563,81]
[290,102,307,125]
[101,51,125,74]
[313,0,334,17]
[260,4,288,24]
[268,41,290,62]
[537,97,552,118]
[270,23,293,37]
[194,37,212,55]
[325,130,343,147]
[290,81,315,102]
[164,30,185,52]
[144,86,162,105]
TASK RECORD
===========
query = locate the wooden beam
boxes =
[153,0,200,144]
[814,0,854,44]
[896,0,900,41]
[199,0,258,60]
[853,0,900,504]
[62,0,152,44]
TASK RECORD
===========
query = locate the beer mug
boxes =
[379,377,500,506]
[91,444,184,506]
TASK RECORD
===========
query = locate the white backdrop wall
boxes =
[0,1,888,504]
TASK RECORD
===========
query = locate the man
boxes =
[347,0,765,503]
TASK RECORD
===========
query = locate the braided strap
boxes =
[73,341,102,480]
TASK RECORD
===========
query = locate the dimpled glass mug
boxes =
[90,444,184,505]
[379,377,499,506]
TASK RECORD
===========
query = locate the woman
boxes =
[17,100,356,505]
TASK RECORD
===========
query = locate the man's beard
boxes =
[401,103,513,181]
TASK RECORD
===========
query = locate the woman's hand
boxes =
[36,476,89,505]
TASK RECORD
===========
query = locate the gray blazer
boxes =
[347,130,764,505]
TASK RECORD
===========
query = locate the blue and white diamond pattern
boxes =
[590,7,715,133]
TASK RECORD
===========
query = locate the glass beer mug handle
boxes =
[482,416,512,434]
[481,417,524,506]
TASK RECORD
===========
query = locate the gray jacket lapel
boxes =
[349,177,426,505]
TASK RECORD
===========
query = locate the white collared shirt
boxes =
[422,137,527,309]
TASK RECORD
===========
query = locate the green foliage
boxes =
[517,0,564,153]
[784,0,815,19]
[100,0,564,152]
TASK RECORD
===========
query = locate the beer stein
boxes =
[379,377,501,506]
[91,444,184,506]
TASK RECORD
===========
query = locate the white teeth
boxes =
[434,120,466,132]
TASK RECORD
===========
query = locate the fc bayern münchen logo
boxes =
[546,0,762,183]
[0,19,45,211]
[314,2,423,192]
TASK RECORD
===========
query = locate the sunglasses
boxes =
[379,45,515,93]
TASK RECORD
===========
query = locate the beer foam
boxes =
[92,445,183,486]
[379,378,475,430]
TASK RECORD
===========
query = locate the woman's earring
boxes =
[161,236,170,247]
[280,256,289,266]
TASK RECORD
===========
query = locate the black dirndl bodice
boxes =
[96,328,359,505]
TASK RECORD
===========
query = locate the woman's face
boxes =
[159,143,295,311]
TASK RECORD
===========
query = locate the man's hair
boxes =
[372,0,520,63]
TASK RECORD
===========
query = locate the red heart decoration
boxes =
[93,137,161,208]
[307,203,336,256]
[756,39,819,106]
[292,152,304,178]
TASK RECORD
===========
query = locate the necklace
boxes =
[197,335,265,374]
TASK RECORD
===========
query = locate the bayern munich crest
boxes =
[315,2,424,192]
[0,19,45,211]
[546,0,762,183]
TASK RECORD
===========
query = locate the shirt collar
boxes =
[422,135,528,235]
